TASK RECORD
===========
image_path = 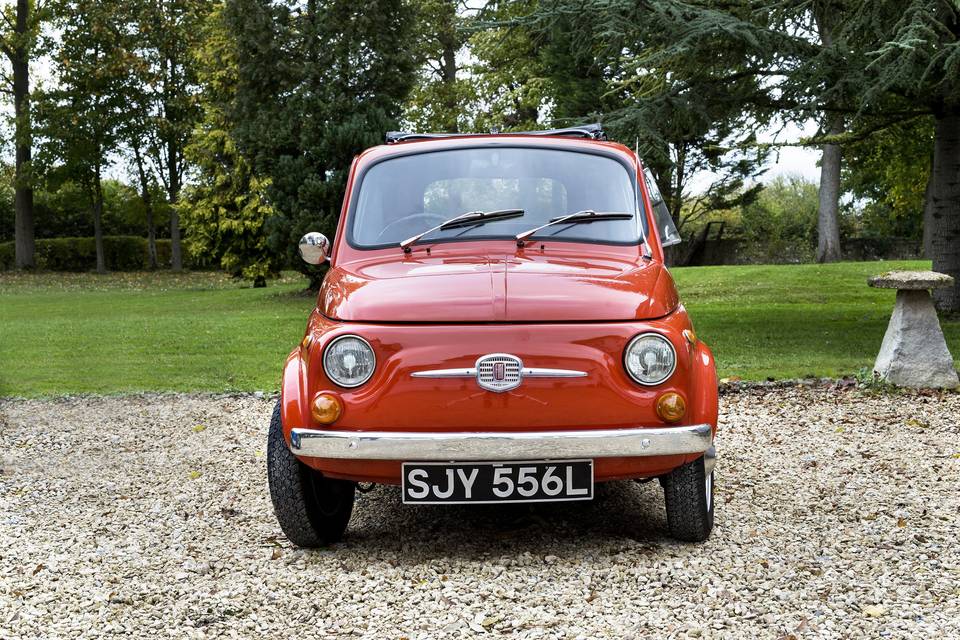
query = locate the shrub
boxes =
[0,236,195,271]
[738,175,818,263]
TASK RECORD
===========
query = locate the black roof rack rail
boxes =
[384,123,607,144]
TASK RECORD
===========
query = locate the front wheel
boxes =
[267,400,355,547]
[661,456,714,542]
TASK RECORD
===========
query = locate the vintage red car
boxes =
[267,124,718,546]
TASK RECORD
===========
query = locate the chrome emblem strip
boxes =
[411,353,587,392]
[410,367,588,378]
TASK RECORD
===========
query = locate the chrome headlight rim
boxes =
[623,332,677,386]
[322,334,376,389]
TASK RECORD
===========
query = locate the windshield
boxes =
[348,147,643,248]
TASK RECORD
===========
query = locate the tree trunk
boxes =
[168,167,182,271]
[92,168,106,274]
[440,37,458,133]
[12,0,35,270]
[922,165,934,258]
[816,115,844,263]
[929,111,960,313]
[164,55,183,271]
[133,145,158,269]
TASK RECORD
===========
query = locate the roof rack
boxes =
[384,123,607,144]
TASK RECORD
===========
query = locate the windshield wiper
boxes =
[515,210,634,246]
[400,208,525,252]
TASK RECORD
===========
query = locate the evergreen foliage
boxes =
[224,0,418,287]
[180,4,279,287]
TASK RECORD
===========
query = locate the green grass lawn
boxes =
[1,261,957,395]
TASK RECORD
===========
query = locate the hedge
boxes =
[0,236,196,271]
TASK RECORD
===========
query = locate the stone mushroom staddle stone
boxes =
[869,270,959,389]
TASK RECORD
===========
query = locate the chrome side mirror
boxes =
[298,232,330,265]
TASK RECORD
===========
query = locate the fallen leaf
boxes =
[481,615,501,628]
[897,518,907,527]
[271,549,282,560]
[32,563,44,575]
[192,424,207,433]
[188,471,202,480]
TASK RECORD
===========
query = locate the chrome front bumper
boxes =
[289,423,713,462]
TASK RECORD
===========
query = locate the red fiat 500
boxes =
[267,124,718,545]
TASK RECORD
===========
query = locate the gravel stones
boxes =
[2,388,959,638]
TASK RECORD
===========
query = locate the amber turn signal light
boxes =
[656,392,686,423]
[311,393,343,425]
[682,329,697,345]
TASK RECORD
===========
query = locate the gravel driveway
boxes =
[1,388,958,639]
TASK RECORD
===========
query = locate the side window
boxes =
[644,168,681,247]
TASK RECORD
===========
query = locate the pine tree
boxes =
[524,0,770,235]
[840,0,960,311]
[225,0,418,287]
[180,4,279,286]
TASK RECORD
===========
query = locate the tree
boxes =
[843,116,934,242]
[523,1,769,236]
[1,0,46,269]
[180,3,279,286]
[839,0,960,311]
[122,0,208,272]
[404,0,475,133]
[36,0,136,273]
[469,0,550,131]
[225,0,418,288]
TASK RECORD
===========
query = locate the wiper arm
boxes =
[515,210,634,246]
[400,208,525,252]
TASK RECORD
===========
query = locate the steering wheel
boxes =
[376,212,449,242]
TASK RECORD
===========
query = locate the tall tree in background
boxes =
[37,0,135,273]
[809,2,849,263]
[225,0,418,287]
[180,3,279,286]
[404,0,474,133]
[525,1,769,236]
[1,0,45,269]
[470,0,548,131]
[128,0,208,272]
[845,0,960,312]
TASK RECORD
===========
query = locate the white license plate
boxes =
[402,459,594,504]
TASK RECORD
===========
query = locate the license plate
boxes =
[402,460,594,504]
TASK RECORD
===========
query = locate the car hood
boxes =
[319,250,679,323]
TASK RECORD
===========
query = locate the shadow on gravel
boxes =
[332,479,676,561]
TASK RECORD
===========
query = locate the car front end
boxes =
[267,129,719,545]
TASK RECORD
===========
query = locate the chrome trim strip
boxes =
[410,366,587,379]
[410,368,476,378]
[289,423,712,461]
[521,367,588,378]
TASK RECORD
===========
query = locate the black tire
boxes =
[267,400,355,547]
[661,456,714,542]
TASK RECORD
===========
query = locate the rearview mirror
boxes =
[299,232,330,265]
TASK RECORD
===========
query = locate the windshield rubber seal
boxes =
[343,141,648,251]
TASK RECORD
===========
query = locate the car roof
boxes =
[355,131,638,167]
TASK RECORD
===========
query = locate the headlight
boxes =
[624,333,676,385]
[323,335,376,388]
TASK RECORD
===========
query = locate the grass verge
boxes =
[1,261,957,395]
